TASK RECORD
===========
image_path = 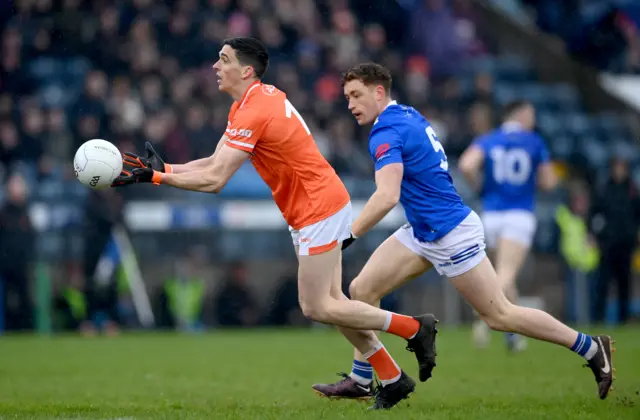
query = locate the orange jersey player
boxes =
[113,37,438,410]
[223,80,351,253]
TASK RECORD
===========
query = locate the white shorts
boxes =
[394,211,487,278]
[481,210,537,249]
[289,202,352,256]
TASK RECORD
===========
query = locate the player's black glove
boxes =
[113,142,169,187]
[111,166,159,187]
[121,142,170,173]
[144,141,172,173]
[342,233,357,250]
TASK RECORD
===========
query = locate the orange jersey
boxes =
[225,81,350,230]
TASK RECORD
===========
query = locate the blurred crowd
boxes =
[512,0,640,73]
[0,0,495,185]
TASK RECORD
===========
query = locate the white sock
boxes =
[584,340,599,360]
[349,372,372,386]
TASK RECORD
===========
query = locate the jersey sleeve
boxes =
[368,126,404,171]
[225,106,265,153]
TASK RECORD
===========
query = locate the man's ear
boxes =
[241,66,255,80]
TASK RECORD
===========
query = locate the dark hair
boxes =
[222,37,269,79]
[341,62,392,94]
[502,99,532,121]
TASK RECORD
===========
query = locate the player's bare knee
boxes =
[481,301,515,332]
[348,278,380,304]
[299,298,331,323]
[300,303,325,322]
[482,314,508,332]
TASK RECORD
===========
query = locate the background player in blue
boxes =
[459,100,558,352]
[311,63,614,403]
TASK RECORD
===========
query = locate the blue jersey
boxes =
[368,102,471,242]
[473,123,550,212]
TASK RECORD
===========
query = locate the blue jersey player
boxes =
[459,100,558,351]
[311,63,614,405]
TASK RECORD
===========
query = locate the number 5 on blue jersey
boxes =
[370,126,449,172]
[426,126,448,171]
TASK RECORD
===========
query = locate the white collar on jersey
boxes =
[385,100,398,109]
[501,121,525,132]
[374,100,398,125]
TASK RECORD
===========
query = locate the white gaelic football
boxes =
[73,139,123,189]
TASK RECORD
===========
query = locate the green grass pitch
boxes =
[0,327,638,419]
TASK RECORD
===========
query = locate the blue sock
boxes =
[505,332,517,345]
[571,332,597,359]
[350,360,373,384]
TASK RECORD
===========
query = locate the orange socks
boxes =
[383,312,420,340]
[365,344,401,386]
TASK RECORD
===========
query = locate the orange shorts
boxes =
[289,202,352,256]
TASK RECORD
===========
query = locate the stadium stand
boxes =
[490,0,640,74]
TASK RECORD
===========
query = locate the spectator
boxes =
[448,100,493,158]
[590,156,640,324]
[54,263,87,332]
[467,72,494,106]
[404,56,431,106]
[0,173,34,331]
[44,108,74,167]
[183,103,215,160]
[407,0,466,79]
[265,268,307,326]
[0,121,21,170]
[80,187,125,336]
[158,252,206,331]
[556,180,600,323]
[215,262,258,327]
[327,116,371,177]
[1,28,35,96]
[19,107,45,175]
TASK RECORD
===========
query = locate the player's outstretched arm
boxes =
[352,163,403,237]
[159,144,248,193]
[169,136,229,174]
[113,143,248,192]
[458,145,484,191]
[120,140,220,176]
